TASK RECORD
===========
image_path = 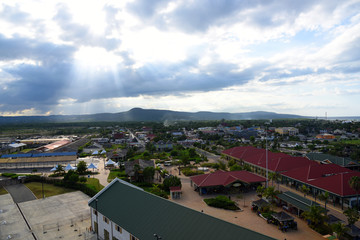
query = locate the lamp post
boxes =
[265,122,270,188]
[154,233,162,239]
[42,173,44,199]
[95,198,99,239]
[266,128,268,188]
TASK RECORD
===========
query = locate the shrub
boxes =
[204,195,240,210]
[182,168,204,176]
[1,173,17,178]
[79,177,87,183]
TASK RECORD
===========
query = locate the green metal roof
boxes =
[277,191,319,212]
[89,179,276,240]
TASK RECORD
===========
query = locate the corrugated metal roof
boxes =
[1,152,77,158]
[277,191,319,212]
[89,179,276,240]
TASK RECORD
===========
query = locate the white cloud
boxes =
[0,0,360,117]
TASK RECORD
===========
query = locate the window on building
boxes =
[104,229,110,240]
[115,225,122,233]
[93,209,98,216]
[130,235,138,240]
[112,237,119,240]
[103,216,109,224]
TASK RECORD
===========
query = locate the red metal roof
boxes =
[282,163,351,182]
[309,172,360,196]
[222,146,316,172]
[190,170,266,187]
[169,186,182,192]
[223,147,360,197]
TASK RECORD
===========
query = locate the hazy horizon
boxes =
[1,1,360,117]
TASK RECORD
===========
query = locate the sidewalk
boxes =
[168,166,325,240]
[275,183,359,228]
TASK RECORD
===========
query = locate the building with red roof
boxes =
[222,146,360,209]
[190,170,266,195]
[222,146,316,175]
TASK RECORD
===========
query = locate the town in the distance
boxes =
[1,117,360,240]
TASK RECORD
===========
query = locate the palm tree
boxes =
[300,184,310,197]
[344,207,360,226]
[331,222,349,240]
[55,164,64,175]
[263,186,279,203]
[301,205,326,227]
[269,172,281,190]
[256,185,265,197]
[349,176,360,209]
[318,191,330,216]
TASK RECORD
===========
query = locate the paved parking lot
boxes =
[5,184,37,203]
[167,166,325,240]
[0,194,34,240]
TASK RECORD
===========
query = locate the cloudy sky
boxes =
[1,0,360,117]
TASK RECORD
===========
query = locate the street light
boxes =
[154,233,162,239]
[265,122,270,188]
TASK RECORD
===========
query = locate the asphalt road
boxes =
[4,184,37,203]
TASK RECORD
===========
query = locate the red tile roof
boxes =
[190,170,266,187]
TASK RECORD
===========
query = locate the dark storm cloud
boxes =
[53,4,120,51]
[0,34,75,112]
[63,58,266,103]
[0,34,75,62]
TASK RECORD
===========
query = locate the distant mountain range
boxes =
[0,108,307,124]
[1,108,358,125]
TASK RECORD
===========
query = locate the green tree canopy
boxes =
[344,207,360,226]
[318,192,329,216]
[349,176,360,209]
[76,160,87,175]
[301,205,326,227]
[163,176,181,191]
[143,167,155,183]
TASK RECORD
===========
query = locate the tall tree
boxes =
[349,176,360,209]
[318,192,330,216]
[256,185,265,197]
[269,172,281,190]
[263,186,279,203]
[344,207,360,226]
[143,167,155,183]
[331,222,349,240]
[76,160,87,175]
[301,205,326,227]
[55,164,64,175]
[300,184,310,197]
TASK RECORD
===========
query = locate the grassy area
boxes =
[107,169,127,182]
[0,186,8,195]
[25,182,75,198]
[85,178,104,192]
[339,139,360,145]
